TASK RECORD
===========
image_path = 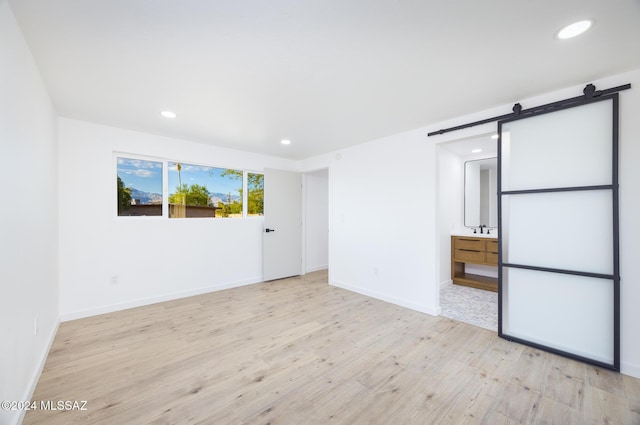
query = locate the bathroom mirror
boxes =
[464,157,498,228]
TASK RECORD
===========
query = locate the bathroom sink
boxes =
[452,232,498,238]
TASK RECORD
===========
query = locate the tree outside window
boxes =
[168,162,243,218]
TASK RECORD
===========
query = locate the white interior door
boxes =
[263,168,302,281]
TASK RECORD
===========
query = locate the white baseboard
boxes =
[13,319,60,425]
[440,279,452,288]
[622,360,640,379]
[330,279,440,316]
[60,277,263,322]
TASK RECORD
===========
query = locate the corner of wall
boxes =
[330,279,440,317]
[13,319,60,425]
[621,361,640,380]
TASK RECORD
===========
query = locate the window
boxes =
[116,155,262,219]
[247,172,264,216]
[168,162,243,218]
[116,157,163,216]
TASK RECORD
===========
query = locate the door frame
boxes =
[301,168,330,276]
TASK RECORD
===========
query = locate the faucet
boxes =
[479,224,486,234]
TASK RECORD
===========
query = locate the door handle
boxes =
[265,228,276,233]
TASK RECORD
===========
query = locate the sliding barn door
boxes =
[498,95,619,370]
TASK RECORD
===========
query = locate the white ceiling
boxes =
[9,0,640,160]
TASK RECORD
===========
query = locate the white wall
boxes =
[0,3,59,424]
[58,118,297,320]
[436,147,463,286]
[304,169,329,272]
[303,68,640,378]
[327,129,440,315]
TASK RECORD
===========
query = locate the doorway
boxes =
[303,169,329,274]
[436,134,498,331]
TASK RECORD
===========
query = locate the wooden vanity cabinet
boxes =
[451,236,498,292]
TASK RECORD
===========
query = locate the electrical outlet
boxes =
[110,275,119,285]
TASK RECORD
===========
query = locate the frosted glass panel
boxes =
[502,268,614,364]
[501,100,612,191]
[502,190,613,274]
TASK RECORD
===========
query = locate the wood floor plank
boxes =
[623,374,640,423]
[23,270,640,425]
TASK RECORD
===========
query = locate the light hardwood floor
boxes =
[25,270,640,424]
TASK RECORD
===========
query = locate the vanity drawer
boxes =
[486,252,498,265]
[486,240,499,254]
[455,248,485,263]
[455,238,485,251]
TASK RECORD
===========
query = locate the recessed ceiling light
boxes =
[472,148,482,153]
[161,111,177,118]
[280,139,291,145]
[491,134,499,139]
[557,20,593,40]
